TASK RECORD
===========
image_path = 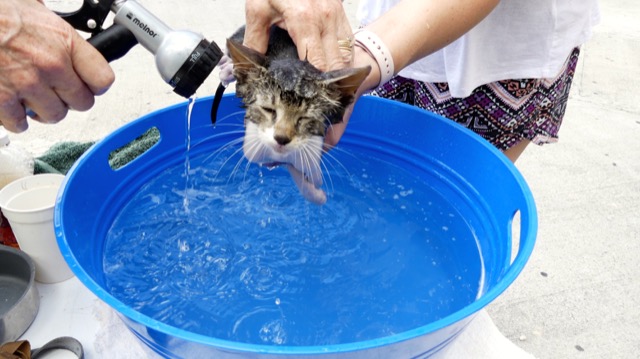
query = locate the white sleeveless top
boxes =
[357,0,600,97]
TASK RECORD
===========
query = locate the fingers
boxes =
[243,0,352,71]
[295,26,328,70]
[288,1,352,71]
[69,31,114,97]
[324,93,357,149]
[21,83,72,124]
[16,31,113,126]
[323,32,348,71]
[325,9,355,71]
[244,0,278,54]
[324,46,381,149]
[324,121,347,150]
[0,97,29,133]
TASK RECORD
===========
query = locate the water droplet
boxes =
[178,240,190,252]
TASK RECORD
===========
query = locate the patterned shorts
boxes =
[370,47,581,150]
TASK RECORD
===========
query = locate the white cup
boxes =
[0,174,73,283]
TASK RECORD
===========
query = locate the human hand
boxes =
[244,0,353,71]
[324,45,381,149]
[0,0,115,132]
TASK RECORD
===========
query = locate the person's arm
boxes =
[366,0,499,77]
[0,0,115,132]
[325,0,500,146]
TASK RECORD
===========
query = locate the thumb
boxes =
[70,32,115,95]
[324,101,354,150]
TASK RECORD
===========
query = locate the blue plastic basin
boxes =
[55,95,536,358]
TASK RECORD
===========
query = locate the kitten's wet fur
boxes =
[227,26,370,200]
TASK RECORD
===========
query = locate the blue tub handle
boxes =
[74,98,221,182]
[495,193,538,297]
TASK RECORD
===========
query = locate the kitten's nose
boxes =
[274,135,291,146]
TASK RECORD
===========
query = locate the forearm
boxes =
[362,0,500,84]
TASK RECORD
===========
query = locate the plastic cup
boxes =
[0,174,73,283]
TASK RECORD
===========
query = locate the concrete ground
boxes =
[488,1,640,358]
[12,0,639,358]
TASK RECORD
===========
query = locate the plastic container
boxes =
[0,128,34,248]
[55,95,537,358]
[0,174,73,283]
[0,244,39,342]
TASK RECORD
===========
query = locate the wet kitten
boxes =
[226,26,370,204]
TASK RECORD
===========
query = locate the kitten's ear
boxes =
[322,65,372,97]
[226,39,267,73]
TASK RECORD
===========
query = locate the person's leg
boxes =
[503,139,530,163]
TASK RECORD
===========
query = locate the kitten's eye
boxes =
[297,116,311,125]
[260,107,276,120]
[298,117,323,135]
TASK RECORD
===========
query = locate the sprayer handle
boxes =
[88,24,139,62]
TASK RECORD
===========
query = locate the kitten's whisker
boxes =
[238,138,270,184]
[303,149,315,187]
[322,148,352,178]
[212,140,247,183]
[200,136,244,164]
[229,136,262,182]
[324,115,332,129]
[214,110,246,124]
[297,145,309,178]
[241,157,254,185]
[318,146,353,195]
[243,135,267,164]
[298,143,320,186]
[297,148,317,199]
[205,123,246,131]
[227,144,252,184]
[305,146,335,195]
[316,152,335,194]
[209,133,261,181]
[192,128,245,145]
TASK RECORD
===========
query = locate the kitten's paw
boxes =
[218,55,236,86]
[286,165,327,205]
[291,161,323,188]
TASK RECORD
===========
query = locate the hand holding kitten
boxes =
[243,0,353,72]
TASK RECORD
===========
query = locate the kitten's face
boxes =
[227,39,370,184]
[241,86,327,183]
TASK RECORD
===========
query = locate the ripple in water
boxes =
[103,145,484,346]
